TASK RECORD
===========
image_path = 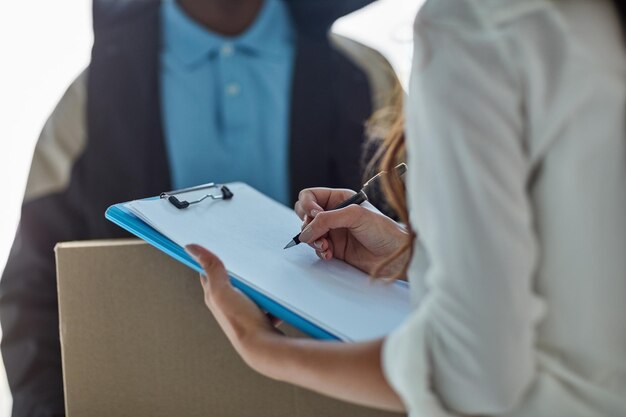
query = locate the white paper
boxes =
[126,183,411,342]
[331,0,424,91]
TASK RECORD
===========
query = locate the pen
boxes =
[283,163,407,249]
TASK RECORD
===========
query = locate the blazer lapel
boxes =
[88,0,171,235]
[94,0,170,192]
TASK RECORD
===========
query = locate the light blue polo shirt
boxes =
[160,0,295,204]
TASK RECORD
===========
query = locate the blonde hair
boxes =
[365,84,416,279]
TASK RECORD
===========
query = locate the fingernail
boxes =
[300,226,313,242]
[310,209,321,217]
[314,240,323,249]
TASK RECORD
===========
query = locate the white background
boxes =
[0,1,92,414]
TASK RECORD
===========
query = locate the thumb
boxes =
[185,244,229,289]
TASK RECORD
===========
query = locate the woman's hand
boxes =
[185,243,405,412]
[185,244,282,373]
[295,188,410,277]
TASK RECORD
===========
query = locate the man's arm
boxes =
[0,71,88,417]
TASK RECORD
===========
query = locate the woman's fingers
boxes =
[299,205,365,244]
[294,201,307,221]
[185,244,229,295]
[296,188,356,218]
[324,238,335,258]
[312,238,327,251]
[301,215,312,231]
[296,189,324,219]
[186,243,281,338]
[311,237,333,260]
[316,249,334,260]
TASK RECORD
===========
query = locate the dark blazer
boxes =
[0,1,373,415]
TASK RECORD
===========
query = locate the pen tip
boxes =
[283,240,297,249]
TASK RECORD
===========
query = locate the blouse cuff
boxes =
[382,305,458,417]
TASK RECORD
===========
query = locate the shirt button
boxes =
[226,83,240,96]
[221,43,234,57]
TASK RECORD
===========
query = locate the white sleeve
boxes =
[382,3,544,416]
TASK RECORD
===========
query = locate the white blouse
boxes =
[382,0,626,416]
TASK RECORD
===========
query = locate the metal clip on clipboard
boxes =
[160,183,234,209]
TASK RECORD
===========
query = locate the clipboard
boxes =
[106,182,410,342]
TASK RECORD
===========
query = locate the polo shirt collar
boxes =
[162,0,294,68]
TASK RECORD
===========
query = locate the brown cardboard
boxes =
[56,240,404,417]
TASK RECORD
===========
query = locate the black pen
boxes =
[283,163,407,249]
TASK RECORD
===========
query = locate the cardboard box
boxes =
[56,240,404,417]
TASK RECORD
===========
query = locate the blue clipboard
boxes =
[105,202,340,341]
